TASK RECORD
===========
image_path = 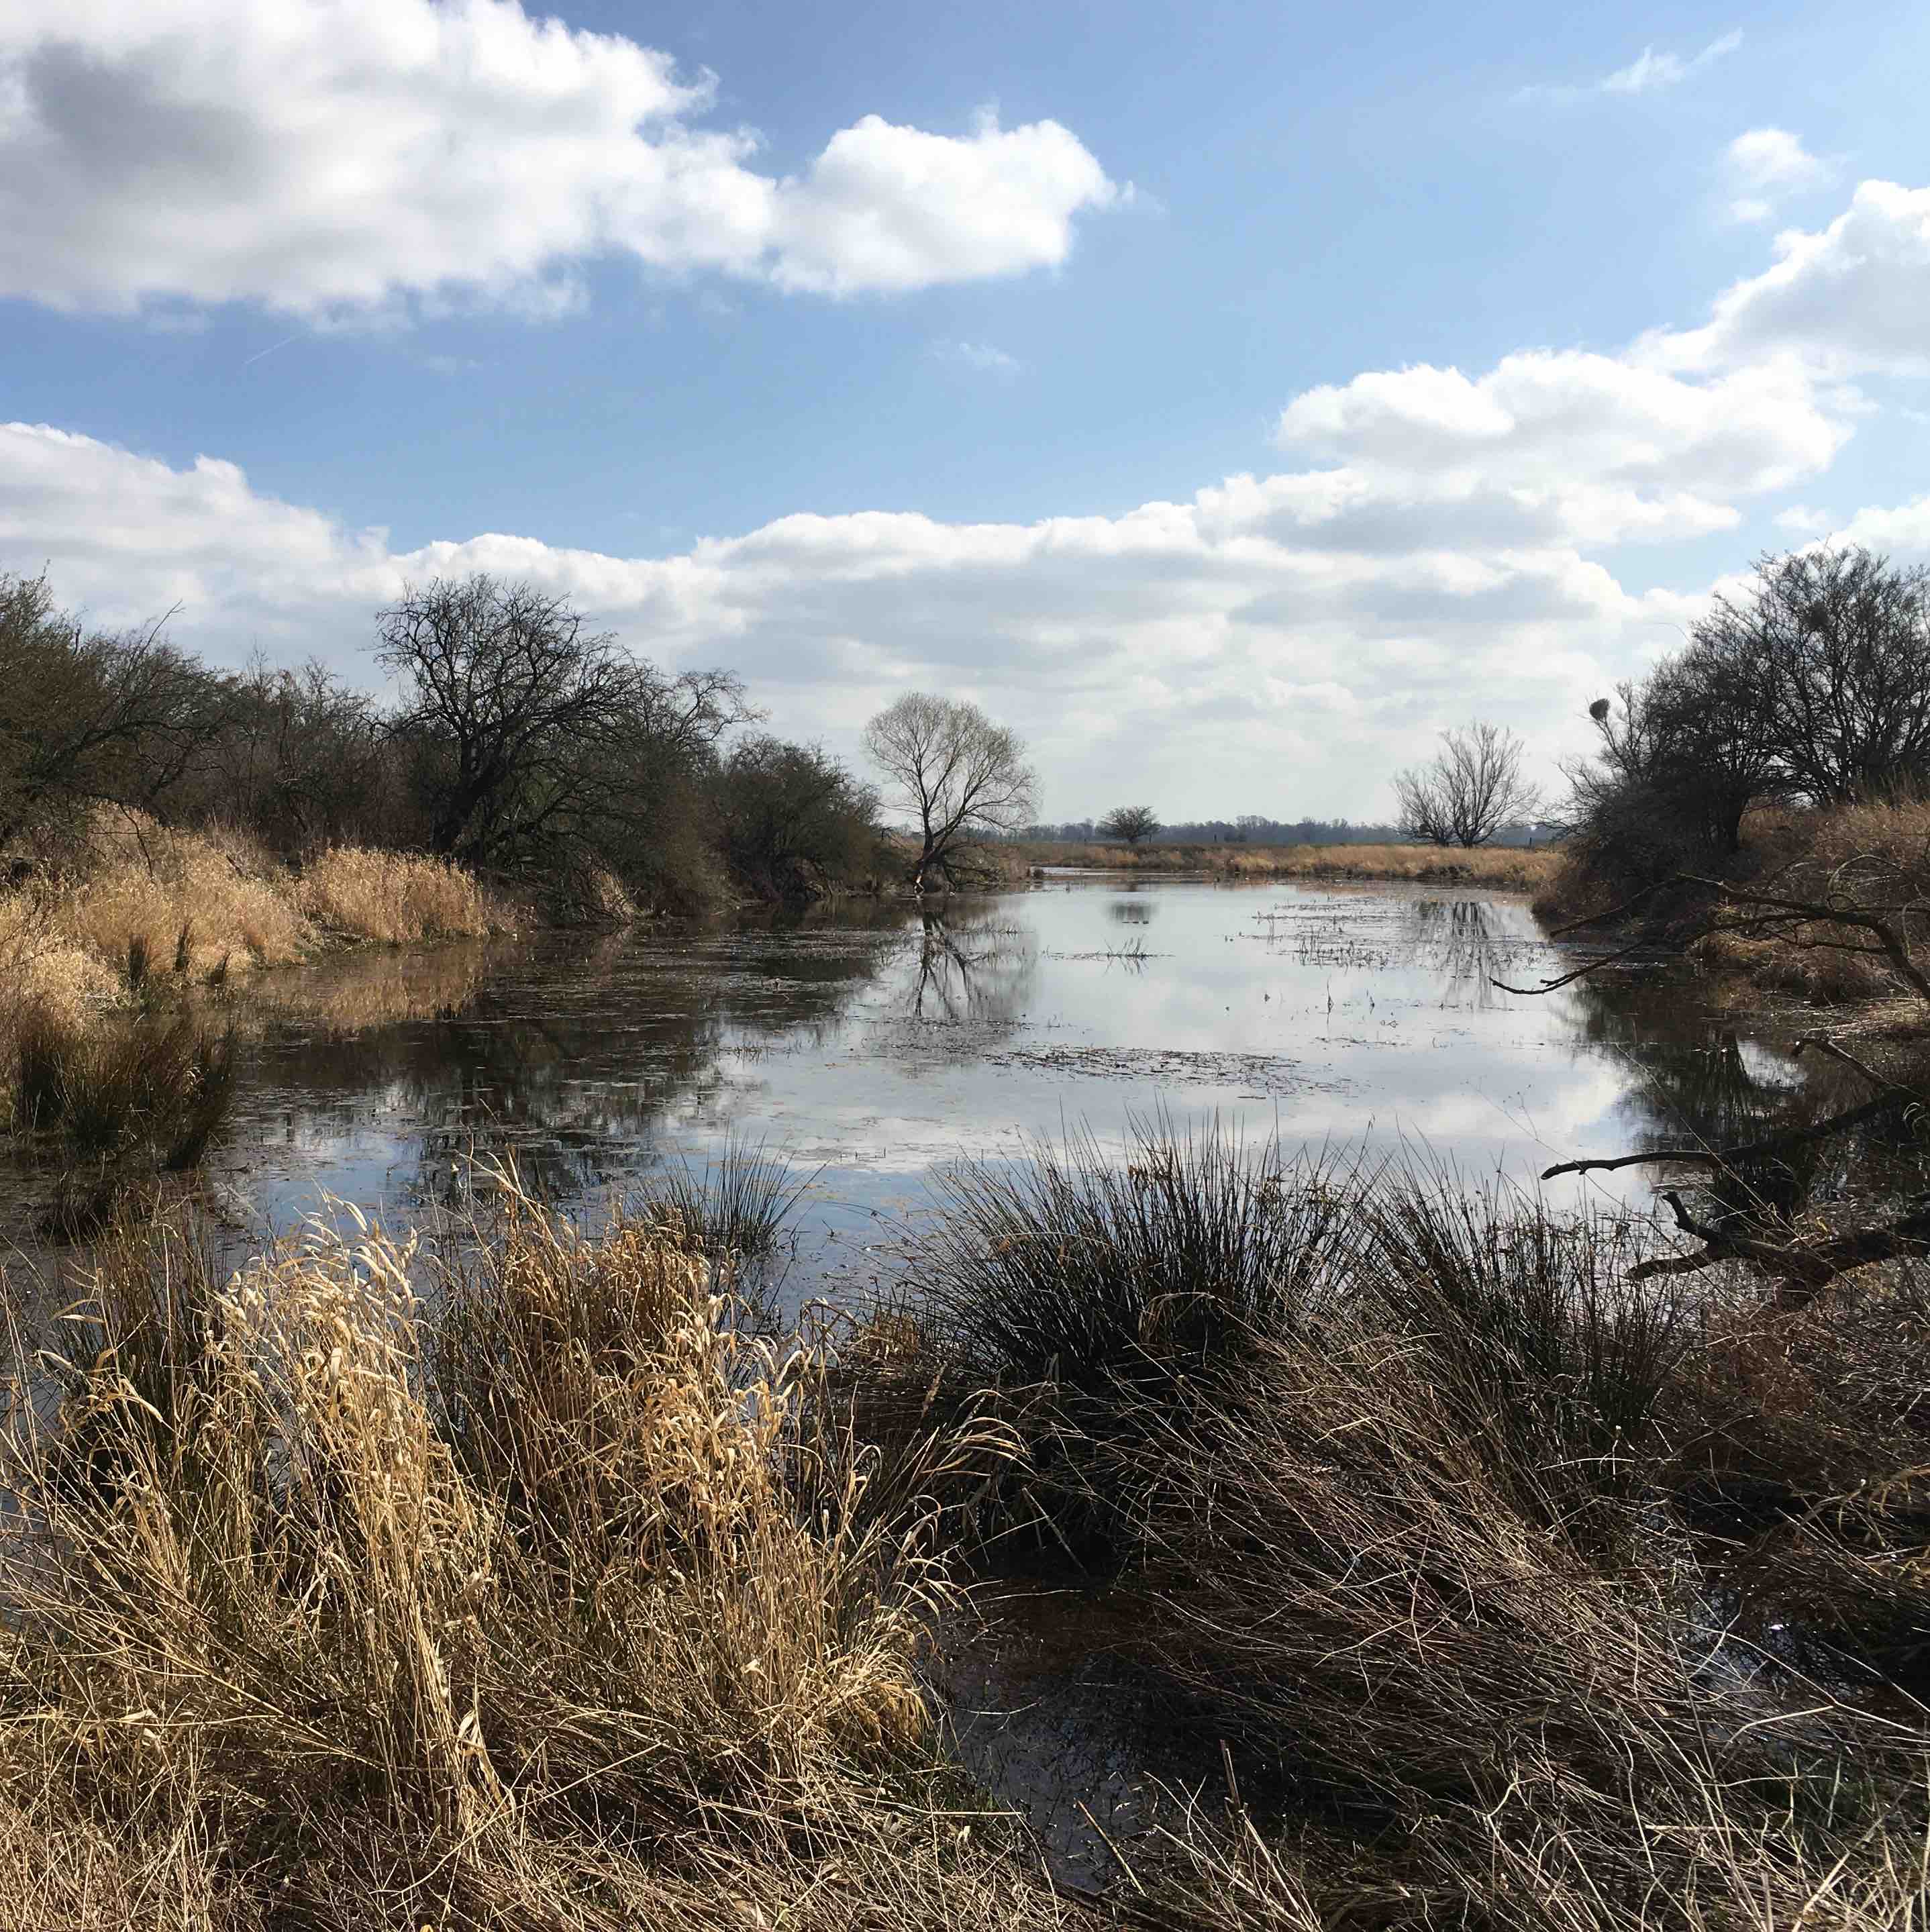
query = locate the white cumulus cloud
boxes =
[0,0,1119,319]
[1661,181,1930,377]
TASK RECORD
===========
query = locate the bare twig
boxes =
[1542,1085,1918,1183]
[1629,1189,1930,1307]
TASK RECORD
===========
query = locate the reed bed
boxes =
[0,1170,1062,1932]
[0,810,509,1137]
[55,811,311,976]
[297,844,499,942]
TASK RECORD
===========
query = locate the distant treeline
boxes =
[1014,815,1558,848]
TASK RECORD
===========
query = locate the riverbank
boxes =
[996,837,1560,893]
[4,1141,1927,1929]
[0,813,509,1207]
[1534,799,1930,1050]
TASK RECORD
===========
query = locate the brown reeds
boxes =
[0,809,511,1132]
[297,844,499,943]
[0,1170,1058,1931]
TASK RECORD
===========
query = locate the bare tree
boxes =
[1700,547,1930,805]
[1098,804,1161,848]
[376,574,749,872]
[1393,721,1539,848]
[861,693,1037,891]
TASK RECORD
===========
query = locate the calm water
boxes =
[3,872,1862,1303]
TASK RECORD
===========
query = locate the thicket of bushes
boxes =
[1551,546,1930,932]
[0,568,889,919]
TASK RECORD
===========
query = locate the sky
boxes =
[4,1,1930,824]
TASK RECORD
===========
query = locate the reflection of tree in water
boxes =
[229,915,908,1209]
[1107,897,1155,926]
[1406,897,1510,1009]
[1562,971,1930,1224]
[904,906,1039,1028]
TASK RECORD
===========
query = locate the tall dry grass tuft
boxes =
[1094,1321,1930,1928]
[298,844,501,943]
[0,1169,1050,1930]
[848,1129,1930,1924]
[55,811,310,975]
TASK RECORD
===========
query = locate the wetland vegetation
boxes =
[9,549,1930,1928]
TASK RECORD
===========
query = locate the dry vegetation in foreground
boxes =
[848,1127,1930,1927]
[1001,839,1560,892]
[0,1170,1066,1932]
[9,1134,1930,1927]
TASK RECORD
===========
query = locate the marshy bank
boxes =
[6,1133,1930,1930]
[997,838,1560,893]
[1536,795,1930,1061]
[4,858,1927,1926]
[0,811,509,1237]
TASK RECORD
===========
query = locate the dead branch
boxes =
[1496,867,1930,1005]
[1630,1190,1930,1309]
[1491,932,1662,996]
[1541,1084,1919,1184]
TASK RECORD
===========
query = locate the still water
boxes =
[11,872,1849,1299]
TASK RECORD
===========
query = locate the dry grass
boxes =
[1663,801,1930,1009]
[298,845,499,943]
[852,1132,1930,1927]
[56,811,311,976]
[11,1133,1930,1926]
[1007,840,1559,892]
[1694,928,1903,1002]
[0,811,509,1131]
[0,1170,1064,1931]
[1097,1322,1930,1929]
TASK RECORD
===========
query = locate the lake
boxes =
[1,870,1847,1307]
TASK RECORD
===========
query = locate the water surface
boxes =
[0,872,1849,1301]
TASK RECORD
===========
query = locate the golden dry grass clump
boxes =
[54,809,311,976]
[0,813,512,1128]
[0,1170,1049,1931]
[297,845,500,943]
[0,886,124,1133]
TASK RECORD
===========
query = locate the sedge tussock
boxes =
[854,1129,1930,1928]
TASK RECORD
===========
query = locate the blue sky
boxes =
[5,1,1930,819]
